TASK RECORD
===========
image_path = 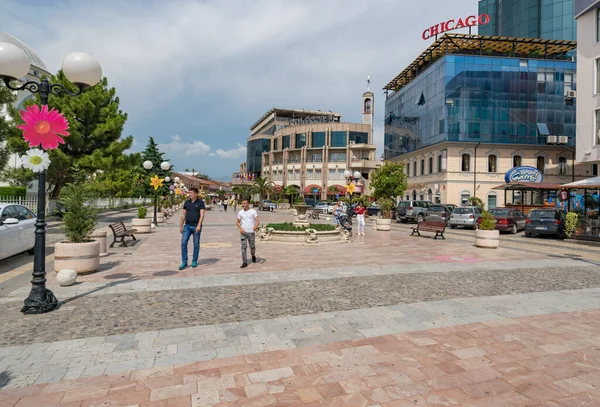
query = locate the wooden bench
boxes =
[411,221,446,240]
[109,221,137,247]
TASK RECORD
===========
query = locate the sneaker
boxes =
[252,255,257,263]
[191,261,197,268]
[240,263,248,269]
[178,263,187,270]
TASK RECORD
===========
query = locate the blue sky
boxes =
[4,0,477,181]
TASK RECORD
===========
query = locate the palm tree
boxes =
[328,185,339,198]
[232,185,249,199]
[251,177,275,201]
[282,185,298,204]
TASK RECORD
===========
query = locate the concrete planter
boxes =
[54,240,100,275]
[156,212,165,224]
[475,229,500,249]
[90,230,108,257]
[132,218,152,234]
[376,218,392,231]
[258,228,350,244]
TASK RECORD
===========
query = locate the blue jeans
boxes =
[181,224,201,264]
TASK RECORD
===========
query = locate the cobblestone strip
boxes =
[0,257,589,302]
[1,288,599,388]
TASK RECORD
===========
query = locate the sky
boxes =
[3,0,478,181]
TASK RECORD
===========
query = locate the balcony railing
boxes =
[351,159,377,168]
[272,160,283,165]
[288,158,301,163]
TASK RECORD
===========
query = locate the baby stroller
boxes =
[338,213,353,237]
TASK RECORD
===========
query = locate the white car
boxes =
[0,204,36,261]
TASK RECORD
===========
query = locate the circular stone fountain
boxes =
[292,204,311,227]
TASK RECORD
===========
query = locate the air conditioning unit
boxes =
[349,140,355,144]
[558,136,569,144]
[546,135,558,144]
[566,90,576,99]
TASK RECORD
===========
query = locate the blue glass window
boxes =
[349,131,368,144]
[282,135,290,149]
[312,132,325,148]
[331,131,347,147]
[295,133,306,148]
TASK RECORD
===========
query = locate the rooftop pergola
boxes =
[383,34,577,92]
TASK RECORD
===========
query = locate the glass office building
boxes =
[384,35,576,160]
[478,0,576,41]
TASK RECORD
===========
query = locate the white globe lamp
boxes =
[62,52,102,87]
[143,160,153,170]
[353,171,361,179]
[0,42,30,80]
[343,170,351,179]
[164,176,170,182]
[160,161,171,171]
[174,177,180,183]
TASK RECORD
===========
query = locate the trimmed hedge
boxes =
[265,222,335,232]
[0,186,26,198]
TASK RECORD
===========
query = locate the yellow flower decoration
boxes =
[346,182,356,194]
[150,175,164,190]
[175,188,182,195]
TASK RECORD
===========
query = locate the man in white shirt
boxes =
[236,199,260,268]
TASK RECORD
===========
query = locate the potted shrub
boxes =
[54,182,101,275]
[565,211,579,238]
[156,200,165,223]
[475,210,500,249]
[132,206,152,233]
[376,197,394,231]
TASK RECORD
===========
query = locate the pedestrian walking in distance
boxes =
[179,187,205,270]
[237,199,259,268]
[355,201,366,235]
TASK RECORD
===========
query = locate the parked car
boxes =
[0,204,36,261]
[258,200,276,211]
[445,204,458,212]
[367,203,382,216]
[525,209,566,238]
[425,204,453,224]
[477,208,527,234]
[396,200,432,223]
[315,202,329,213]
[449,206,482,229]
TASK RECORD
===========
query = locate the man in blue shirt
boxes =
[179,187,205,270]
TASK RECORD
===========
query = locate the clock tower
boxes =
[362,74,374,128]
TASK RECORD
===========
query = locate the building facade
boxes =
[574,0,600,164]
[384,34,592,208]
[478,0,576,41]
[236,91,378,200]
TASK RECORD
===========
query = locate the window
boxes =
[307,169,313,180]
[295,133,306,148]
[597,8,600,42]
[287,170,293,180]
[420,159,425,175]
[594,164,598,177]
[437,155,442,172]
[537,156,545,174]
[315,169,321,179]
[329,169,336,180]
[487,193,497,209]
[349,131,368,144]
[461,154,470,172]
[596,59,600,94]
[273,138,278,151]
[1,206,18,222]
[558,157,567,175]
[294,170,300,180]
[488,155,497,172]
[309,153,322,162]
[282,135,290,149]
[428,157,433,174]
[460,192,471,206]
[412,162,417,177]
[329,152,346,162]
[513,155,522,168]
[364,98,371,113]
[412,190,417,200]
[312,132,325,148]
[406,163,410,177]
[331,131,347,147]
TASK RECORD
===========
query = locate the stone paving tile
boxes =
[3,262,600,347]
[1,288,600,389]
[4,310,600,406]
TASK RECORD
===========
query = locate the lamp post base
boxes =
[21,287,58,314]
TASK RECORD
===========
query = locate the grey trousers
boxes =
[241,232,256,263]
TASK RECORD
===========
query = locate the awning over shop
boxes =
[303,184,322,194]
[274,185,282,192]
[492,182,563,191]
[327,185,346,195]
[560,176,600,189]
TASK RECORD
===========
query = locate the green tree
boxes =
[141,137,170,196]
[6,71,131,198]
[196,173,211,180]
[251,177,275,201]
[282,185,298,203]
[371,162,407,201]
[0,82,19,170]
[232,185,250,199]
[0,167,36,187]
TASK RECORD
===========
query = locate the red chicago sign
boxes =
[422,14,490,40]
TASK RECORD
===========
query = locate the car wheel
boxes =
[510,224,517,234]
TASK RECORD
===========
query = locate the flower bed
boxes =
[265,222,335,232]
[259,223,348,244]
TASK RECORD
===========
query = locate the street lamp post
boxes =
[343,170,351,199]
[143,160,171,226]
[0,42,102,314]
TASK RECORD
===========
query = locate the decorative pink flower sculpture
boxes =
[16,104,70,150]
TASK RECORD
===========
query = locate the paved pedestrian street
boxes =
[1,210,600,406]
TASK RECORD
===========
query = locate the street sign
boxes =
[313,188,318,194]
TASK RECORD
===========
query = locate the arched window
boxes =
[437,154,442,172]
[412,190,417,200]
[536,156,545,174]
[412,162,417,177]
[364,99,371,113]
[558,157,568,175]
[488,155,497,172]
[420,159,425,175]
[428,157,433,173]
[513,155,522,167]
[461,154,470,172]
[406,163,410,177]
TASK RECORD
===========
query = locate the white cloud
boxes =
[158,135,211,157]
[211,144,247,159]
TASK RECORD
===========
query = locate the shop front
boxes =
[492,166,561,214]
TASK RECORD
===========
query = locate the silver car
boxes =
[0,204,36,261]
[449,206,482,230]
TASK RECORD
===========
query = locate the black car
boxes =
[425,204,452,224]
[525,209,566,238]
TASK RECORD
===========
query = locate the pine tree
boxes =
[141,137,170,196]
